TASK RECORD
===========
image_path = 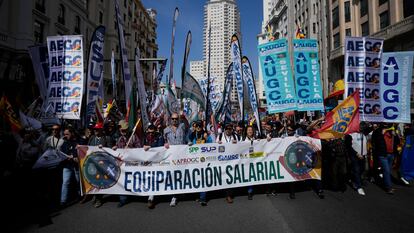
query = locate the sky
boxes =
[141,0,263,86]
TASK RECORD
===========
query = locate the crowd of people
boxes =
[1,111,413,224]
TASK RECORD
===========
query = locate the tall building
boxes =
[203,0,241,104]
[0,0,157,106]
[257,0,330,104]
[189,60,205,82]
[328,0,414,115]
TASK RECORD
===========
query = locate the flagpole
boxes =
[205,23,212,132]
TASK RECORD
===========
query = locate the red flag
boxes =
[0,96,22,132]
[310,90,360,139]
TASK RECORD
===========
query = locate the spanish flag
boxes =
[0,96,22,132]
[310,90,360,139]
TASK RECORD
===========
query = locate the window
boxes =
[332,6,339,28]
[99,11,103,24]
[361,22,369,36]
[379,0,388,6]
[380,11,389,29]
[34,21,44,43]
[345,1,351,22]
[404,0,414,18]
[58,4,65,25]
[333,32,340,48]
[360,0,368,17]
[346,28,352,36]
[35,0,45,13]
[75,16,81,34]
[313,23,316,34]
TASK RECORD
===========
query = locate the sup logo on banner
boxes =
[82,151,121,189]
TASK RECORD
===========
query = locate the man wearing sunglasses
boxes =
[163,112,188,207]
[43,124,63,152]
[143,124,165,209]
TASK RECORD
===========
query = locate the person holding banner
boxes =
[163,112,188,207]
[60,128,80,207]
[217,123,238,203]
[144,124,165,209]
[84,122,113,208]
[243,125,258,200]
[113,120,142,208]
[188,121,213,206]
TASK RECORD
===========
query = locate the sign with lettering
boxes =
[46,35,84,119]
[258,39,297,113]
[293,39,324,111]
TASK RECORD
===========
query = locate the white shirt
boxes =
[350,132,367,156]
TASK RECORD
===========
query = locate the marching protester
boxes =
[60,128,80,206]
[217,122,238,203]
[112,120,142,207]
[243,125,258,200]
[345,123,369,196]
[144,123,165,209]
[43,124,63,152]
[188,121,213,206]
[372,123,400,194]
[163,112,188,207]
[83,122,113,208]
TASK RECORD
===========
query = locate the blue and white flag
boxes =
[86,26,106,124]
[258,39,297,113]
[115,0,132,110]
[242,56,261,134]
[168,8,179,86]
[293,39,324,111]
[216,63,233,123]
[111,50,117,99]
[380,51,414,123]
[135,48,150,128]
[231,35,244,118]
[28,45,49,103]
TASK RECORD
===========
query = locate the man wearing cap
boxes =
[113,120,142,207]
[84,122,113,208]
[163,112,188,207]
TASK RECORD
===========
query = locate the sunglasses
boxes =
[172,118,178,120]
[52,128,60,131]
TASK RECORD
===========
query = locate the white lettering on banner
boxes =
[78,137,322,196]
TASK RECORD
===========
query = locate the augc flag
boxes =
[310,90,360,139]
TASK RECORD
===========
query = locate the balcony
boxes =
[330,45,344,60]
[371,15,414,40]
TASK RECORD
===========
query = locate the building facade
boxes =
[328,0,414,115]
[189,60,205,82]
[203,0,241,104]
[257,0,330,106]
[0,0,157,107]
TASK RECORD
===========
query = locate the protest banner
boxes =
[380,52,414,123]
[242,56,261,134]
[28,45,49,103]
[78,136,321,196]
[86,26,106,124]
[231,35,244,118]
[258,39,297,113]
[293,39,324,111]
[46,35,84,120]
[344,37,383,121]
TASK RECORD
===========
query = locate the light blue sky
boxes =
[142,0,263,85]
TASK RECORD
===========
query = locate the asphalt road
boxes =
[10,179,414,233]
